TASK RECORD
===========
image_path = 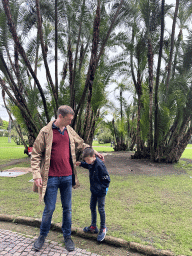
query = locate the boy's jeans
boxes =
[90,193,106,229]
[40,176,72,238]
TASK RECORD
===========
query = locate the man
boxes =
[31,105,104,252]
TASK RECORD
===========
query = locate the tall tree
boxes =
[0,0,128,152]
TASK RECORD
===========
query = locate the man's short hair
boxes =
[57,105,74,117]
[82,147,95,159]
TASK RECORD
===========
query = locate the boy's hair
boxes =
[82,147,95,159]
[57,105,74,117]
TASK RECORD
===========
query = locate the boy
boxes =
[76,147,110,242]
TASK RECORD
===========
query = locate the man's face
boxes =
[61,114,74,126]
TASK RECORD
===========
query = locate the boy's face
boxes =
[84,155,96,165]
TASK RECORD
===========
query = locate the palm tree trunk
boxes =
[130,28,137,87]
[79,40,90,72]
[72,0,101,128]
[136,83,141,152]
[112,118,119,146]
[35,0,58,112]
[82,90,92,141]
[120,88,123,145]
[62,62,68,82]
[131,28,142,153]
[87,109,100,145]
[14,44,23,93]
[84,108,94,144]
[55,0,58,101]
[68,39,74,109]
[172,29,182,79]
[34,30,40,89]
[72,0,86,110]
[165,119,192,163]
[165,0,180,94]
[154,0,165,153]
[72,0,124,127]
[147,37,154,160]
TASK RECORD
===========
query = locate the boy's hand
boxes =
[76,161,81,166]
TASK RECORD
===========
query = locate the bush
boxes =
[97,131,113,144]
[114,142,128,151]
[0,131,9,137]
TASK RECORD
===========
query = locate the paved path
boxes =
[0,229,101,256]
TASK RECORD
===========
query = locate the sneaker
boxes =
[64,236,75,252]
[33,235,46,251]
[97,228,107,242]
[83,225,99,234]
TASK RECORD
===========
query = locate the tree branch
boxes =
[35,0,58,111]
[2,0,50,122]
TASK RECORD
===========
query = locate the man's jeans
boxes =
[40,176,72,238]
[90,193,106,229]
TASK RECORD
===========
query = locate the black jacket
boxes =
[80,157,110,197]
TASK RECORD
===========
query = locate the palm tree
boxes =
[113,80,130,148]
[0,0,129,151]
[120,0,192,162]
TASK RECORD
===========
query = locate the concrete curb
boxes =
[0,214,175,256]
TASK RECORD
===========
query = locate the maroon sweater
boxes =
[48,129,72,177]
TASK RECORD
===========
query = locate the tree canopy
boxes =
[1,0,192,162]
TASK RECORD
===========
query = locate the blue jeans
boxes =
[90,193,106,230]
[40,176,72,238]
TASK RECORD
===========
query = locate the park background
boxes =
[1,0,192,255]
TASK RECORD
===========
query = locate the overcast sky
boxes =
[0,0,183,121]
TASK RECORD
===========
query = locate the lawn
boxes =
[0,138,114,161]
[1,138,192,255]
[181,144,192,159]
[0,137,28,160]
[92,140,114,152]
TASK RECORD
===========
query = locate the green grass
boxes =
[92,140,114,152]
[181,144,192,159]
[0,137,27,160]
[1,168,192,255]
[2,138,192,255]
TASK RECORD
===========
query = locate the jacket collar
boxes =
[42,120,70,134]
[41,120,55,133]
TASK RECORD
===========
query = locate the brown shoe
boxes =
[64,236,75,252]
[33,235,45,251]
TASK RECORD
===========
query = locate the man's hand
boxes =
[76,161,81,166]
[34,178,42,187]
[97,153,104,161]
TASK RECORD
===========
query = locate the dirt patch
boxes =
[0,152,186,177]
[0,157,30,170]
[104,152,186,176]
